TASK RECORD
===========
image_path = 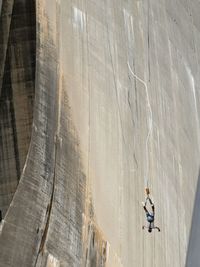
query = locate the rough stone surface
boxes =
[0,0,200,267]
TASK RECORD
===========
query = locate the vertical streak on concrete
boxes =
[0,0,14,95]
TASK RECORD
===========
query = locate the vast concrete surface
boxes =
[0,0,200,266]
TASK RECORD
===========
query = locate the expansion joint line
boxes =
[34,137,58,266]
[127,62,153,188]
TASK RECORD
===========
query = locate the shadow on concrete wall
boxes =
[186,169,200,266]
[0,0,36,217]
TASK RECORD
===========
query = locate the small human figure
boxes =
[142,194,160,233]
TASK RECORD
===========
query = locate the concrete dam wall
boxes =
[0,0,200,266]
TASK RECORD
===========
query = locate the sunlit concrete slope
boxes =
[0,0,200,266]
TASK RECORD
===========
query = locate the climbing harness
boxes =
[142,188,160,232]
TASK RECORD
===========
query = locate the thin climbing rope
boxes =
[127,62,153,188]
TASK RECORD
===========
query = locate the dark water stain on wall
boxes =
[0,0,36,217]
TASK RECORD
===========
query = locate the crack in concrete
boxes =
[34,136,58,267]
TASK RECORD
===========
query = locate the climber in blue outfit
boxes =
[142,189,160,233]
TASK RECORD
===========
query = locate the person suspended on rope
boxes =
[142,188,160,233]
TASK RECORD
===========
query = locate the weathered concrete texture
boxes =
[1,0,200,267]
[0,0,93,266]
[0,0,57,265]
[0,0,35,217]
